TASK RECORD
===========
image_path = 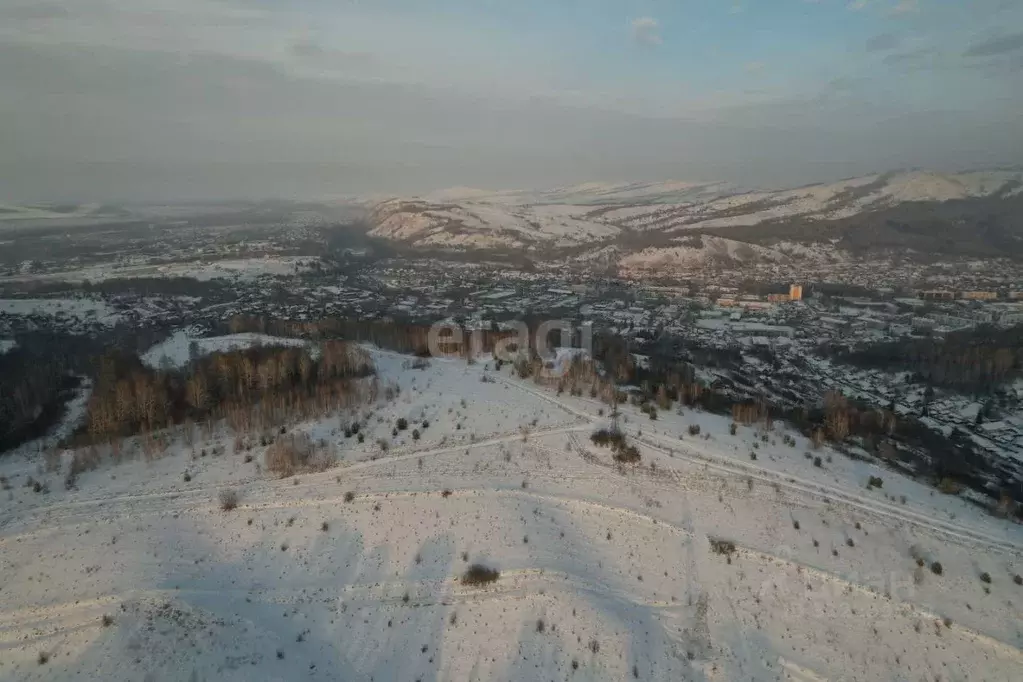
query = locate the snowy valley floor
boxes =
[2,351,1023,681]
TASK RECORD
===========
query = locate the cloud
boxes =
[889,0,919,15]
[630,17,662,46]
[964,32,1023,57]
[290,39,376,69]
[882,49,928,66]
[744,61,766,74]
[847,0,870,11]
[865,33,901,52]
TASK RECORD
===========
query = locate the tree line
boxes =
[836,325,1022,391]
[80,340,374,445]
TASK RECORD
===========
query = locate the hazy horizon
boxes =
[2,0,1022,203]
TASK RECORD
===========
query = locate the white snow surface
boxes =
[141,332,312,369]
[619,236,786,274]
[2,257,317,284]
[1,349,1022,681]
[371,170,1023,250]
[0,298,121,325]
[369,199,619,249]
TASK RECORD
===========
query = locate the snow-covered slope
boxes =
[141,331,313,369]
[0,202,127,223]
[619,235,787,275]
[368,169,1023,258]
[2,348,1021,681]
[368,199,620,250]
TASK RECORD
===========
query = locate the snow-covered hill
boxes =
[619,235,787,275]
[608,170,1023,233]
[2,347,1022,681]
[368,199,620,250]
[367,169,1023,264]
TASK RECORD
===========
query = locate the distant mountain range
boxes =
[366,169,1023,271]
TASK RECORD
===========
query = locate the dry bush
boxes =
[264,433,334,478]
[462,564,500,586]
[709,538,736,556]
[219,488,239,511]
[65,447,103,489]
[614,445,641,464]
[44,449,62,473]
[937,477,961,495]
[591,428,625,448]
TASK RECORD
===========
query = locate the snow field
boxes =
[1,347,1021,680]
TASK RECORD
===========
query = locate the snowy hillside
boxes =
[0,202,128,224]
[141,331,313,369]
[2,347,1022,681]
[609,170,1023,233]
[367,169,1023,261]
[368,199,620,250]
[619,236,787,275]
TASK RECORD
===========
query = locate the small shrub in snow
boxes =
[813,456,822,468]
[396,417,408,431]
[344,491,355,503]
[1013,574,1022,586]
[980,572,992,584]
[591,429,625,448]
[930,561,943,575]
[462,564,500,586]
[412,429,421,441]
[688,424,701,436]
[614,445,641,464]
[868,476,883,489]
[709,538,736,556]
[265,434,333,478]
[937,477,961,495]
[729,423,737,436]
[219,489,239,511]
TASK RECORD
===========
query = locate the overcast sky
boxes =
[1,0,1022,202]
